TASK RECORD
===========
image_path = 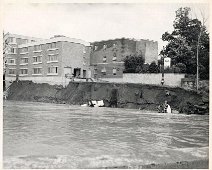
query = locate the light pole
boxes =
[161,55,165,86]
[196,28,202,92]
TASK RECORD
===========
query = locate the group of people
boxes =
[157,100,172,113]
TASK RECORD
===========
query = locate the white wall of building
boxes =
[100,73,185,87]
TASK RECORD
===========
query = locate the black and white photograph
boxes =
[2,1,210,169]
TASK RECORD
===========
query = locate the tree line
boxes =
[124,7,209,80]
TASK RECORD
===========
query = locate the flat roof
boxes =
[91,37,157,44]
[4,33,45,41]
[18,36,90,48]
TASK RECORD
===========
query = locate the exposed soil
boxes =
[7,81,209,114]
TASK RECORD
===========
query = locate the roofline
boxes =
[18,36,90,48]
[90,37,158,44]
[4,33,45,41]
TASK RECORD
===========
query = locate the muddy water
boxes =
[3,101,209,168]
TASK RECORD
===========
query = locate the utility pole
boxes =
[195,9,208,92]
[161,48,165,86]
[196,29,201,92]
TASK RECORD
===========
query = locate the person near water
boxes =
[157,104,164,113]
[164,100,171,113]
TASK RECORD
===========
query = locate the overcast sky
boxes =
[3,3,209,53]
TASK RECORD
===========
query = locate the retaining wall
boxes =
[100,73,185,87]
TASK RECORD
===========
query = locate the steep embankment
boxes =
[7,81,209,114]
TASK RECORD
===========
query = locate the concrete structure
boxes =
[99,73,185,87]
[90,38,158,78]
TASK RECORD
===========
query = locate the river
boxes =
[3,100,209,168]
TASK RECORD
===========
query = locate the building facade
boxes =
[4,33,158,85]
[90,38,158,78]
[3,33,44,75]
[5,35,91,84]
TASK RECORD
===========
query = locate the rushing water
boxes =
[3,100,209,168]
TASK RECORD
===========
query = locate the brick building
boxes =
[5,35,91,84]
[3,33,44,75]
[4,33,158,85]
[90,38,158,78]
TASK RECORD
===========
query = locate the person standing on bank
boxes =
[164,100,171,113]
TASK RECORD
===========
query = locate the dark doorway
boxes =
[74,68,81,78]
[83,70,86,78]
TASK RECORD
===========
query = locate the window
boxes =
[83,47,86,53]
[48,54,58,62]
[101,67,106,75]
[94,68,97,75]
[21,58,28,64]
[48,66,58,74]
[47,42,57,49]
[33,56,42,63]
[23,39,28,43]
[103,44,107,50]
[33,68,42,74]
[9,48,17,54]
[113,53,117,61]
[34,45,41,51]
[8,37,13,43]
[113,68,117,75]
[8,59,15,65]
[20,47,28,53]
[103,56,107,62]
[8,37,16,43]
[9,69,16,75]
[20,69,28,75]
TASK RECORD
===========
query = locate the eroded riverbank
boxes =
[6,81,209,114]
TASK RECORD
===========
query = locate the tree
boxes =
[175,63,186,73]
[148,61,159,73]
[123,54,145,73]
[160,7,209,80]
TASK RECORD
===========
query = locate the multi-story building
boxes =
[4,33,158,85]
[90,38,158,78]
[3,33,44,71]
[3,33,45,89]
[5,35,91,84]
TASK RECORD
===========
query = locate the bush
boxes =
[164,67,174,73]
[175,63,186,73]
[148,61,160,73]
[124,55,145,73]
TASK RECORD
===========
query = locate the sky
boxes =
[2,3,209,54]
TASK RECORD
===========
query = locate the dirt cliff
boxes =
[7,81,209,114]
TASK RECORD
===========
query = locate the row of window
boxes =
[94,43,117,51]
[8,66,58,75]
[19,42,58,53]
[8,54,58,65]
[103,54,117,62]
[99,67,117,75]
[7,37,31,44]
